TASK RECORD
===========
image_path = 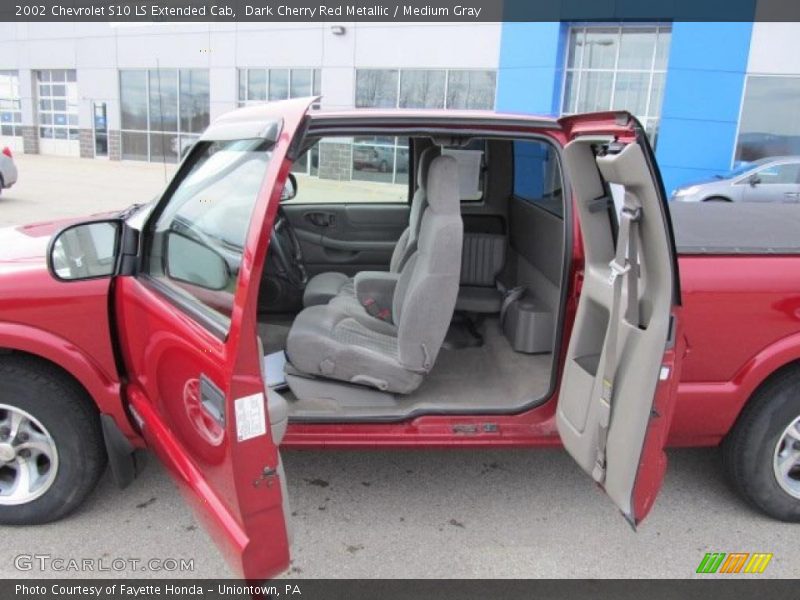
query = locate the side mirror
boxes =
[48,220,121,281]
[281,172,298,202]
[166,231,230,291]
[749,174,761,186]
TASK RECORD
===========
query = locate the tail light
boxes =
[1,147,11,159]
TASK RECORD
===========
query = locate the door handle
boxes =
[304,211,335,228]
[200,374,225,426]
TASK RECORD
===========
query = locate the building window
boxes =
[562,25,671,144]
[735,75,800,164]
[36,70,79,141]
[237,68,321,106]
[355,68,497,110]
[0,70,22,138]
[120,69,209,163]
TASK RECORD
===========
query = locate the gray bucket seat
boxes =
[285,155,463,394]
[302,146,442,308]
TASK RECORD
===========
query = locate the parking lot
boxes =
[0,154,796,579]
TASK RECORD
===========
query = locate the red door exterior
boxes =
[113,98,314,579]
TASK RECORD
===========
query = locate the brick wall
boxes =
[317,141,352,180]
[22,126,39,154]
[79,129,95,159]
[109,130,121,161]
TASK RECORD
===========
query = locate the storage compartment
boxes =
[502,294,554,354]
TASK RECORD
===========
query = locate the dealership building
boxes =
[0,20,797,191]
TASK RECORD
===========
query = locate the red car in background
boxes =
[0,98,798,580]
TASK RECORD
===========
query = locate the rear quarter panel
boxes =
[669,254,800,445]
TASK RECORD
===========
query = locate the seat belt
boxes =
[592,204,642,483]
[499,286,526,326]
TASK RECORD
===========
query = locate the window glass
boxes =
[179,69,210,134]
[238,68,320,106]
[247,69,267,102]
[269,69,289,101]
[583,28,618,69]
[735,76,800,162]
[576,71,614,113]
[147,137,274,326]
[513,140,563,218]
[148,70,178,132]
[0,70,22,136]
[120,68,209,162]
[355,69,399,108]
[288,137,409,205]
[290,69,312,97]
[754,163,800,184]
[121,131,148,161]
[612,72,650,115]
[563,25,671,147]
[399,70,446,108]
[36,69,78,141]
[446,70,496,109]
[617,28,657,70]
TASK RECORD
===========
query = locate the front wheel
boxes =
[723,366,800,521]
[0,356,106,524]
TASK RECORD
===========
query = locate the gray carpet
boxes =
[264,316,553,419]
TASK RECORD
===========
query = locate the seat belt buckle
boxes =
[607,259,630,285]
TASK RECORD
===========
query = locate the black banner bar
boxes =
[2,0,800,23]
[2,579,798,600]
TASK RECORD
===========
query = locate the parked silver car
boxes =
[672,156,800,203]
[0,146,18,195]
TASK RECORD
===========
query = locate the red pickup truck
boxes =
[0,98,798,580]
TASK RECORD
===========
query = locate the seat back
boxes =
[392,155,463,371]
[389,146,442,272]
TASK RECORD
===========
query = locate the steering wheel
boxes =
[270,206,308,288]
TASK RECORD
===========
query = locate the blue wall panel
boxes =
[655,22,753,193]
[496,22,566,115]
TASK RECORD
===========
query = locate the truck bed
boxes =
[671,202,800,254]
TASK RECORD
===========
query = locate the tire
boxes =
[703,196,731,202]
[0,356,106,524]
[723,366,800,521]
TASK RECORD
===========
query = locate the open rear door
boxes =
[115,98,315,580]
[556,112,684,525]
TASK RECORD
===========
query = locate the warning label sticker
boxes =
[234,393,267,442]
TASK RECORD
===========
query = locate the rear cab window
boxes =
[513,140,564,217]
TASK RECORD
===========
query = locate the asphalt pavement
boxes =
[0,154,796,579]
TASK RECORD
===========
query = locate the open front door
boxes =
[556,112,684,525]
[114,98,315,579]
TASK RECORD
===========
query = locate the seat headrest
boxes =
[426,155,460,215]
[417,145,442,188]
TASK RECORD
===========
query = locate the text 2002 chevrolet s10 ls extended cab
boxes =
[0,98,799,579]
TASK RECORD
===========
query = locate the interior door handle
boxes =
[305,212,335,227]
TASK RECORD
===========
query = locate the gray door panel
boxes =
[282,203,409,275]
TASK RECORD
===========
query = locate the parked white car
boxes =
[0,147,18,195]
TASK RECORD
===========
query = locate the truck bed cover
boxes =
[671,202,800,255]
